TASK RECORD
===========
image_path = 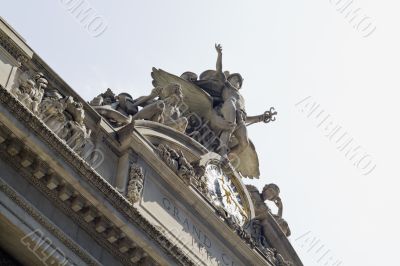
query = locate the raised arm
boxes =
[215,44,223,74]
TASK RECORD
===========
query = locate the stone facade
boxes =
[0,17,302,266]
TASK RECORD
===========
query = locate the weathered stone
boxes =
[6,141,21,156]
[71,197,85,212]
[126,164,144,204]
[118,238,132,253]
[46,175,60,190]
[130,248,144,263]
[58,186,73,201]
[20,152,34,167]
[95,218,108,233]
[106,229,119,243]
[32,162,47,179]
[82,208,97,223]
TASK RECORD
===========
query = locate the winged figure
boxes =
[151,44,277,178]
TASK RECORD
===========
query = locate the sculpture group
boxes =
[7,44,292,262]
[91,44,277,178]
[11,71,91,155]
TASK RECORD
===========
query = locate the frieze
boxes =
[0,29,29,64]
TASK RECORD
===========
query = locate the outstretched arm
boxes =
[246,108,278,126]
[246,114,264,125]
[131,87,163,107]
[215,44,223,74]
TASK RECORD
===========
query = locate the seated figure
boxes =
[91,84,188,133]
[131,83,188,133]
[261,184,291,237]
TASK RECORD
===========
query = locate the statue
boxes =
[11,72,48,114]
[195,44,277,157]
[39,89,91,155]
[265,248,293,266]
[39,89,69,135]
[151,44,277,178]
[247,184,291,238]
[130,84,188,133]
[90,84,188,132]
[63,98,92,154]
[90,89,135,127]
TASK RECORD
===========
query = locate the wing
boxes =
[232,140,260,179]
[151,68,213,119]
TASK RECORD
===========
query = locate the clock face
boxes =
[205,164,248,226]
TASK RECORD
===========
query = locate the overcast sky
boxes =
[2,0,400,265]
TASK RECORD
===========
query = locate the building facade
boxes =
[0,17,302,266]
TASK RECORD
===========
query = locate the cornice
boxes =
[0,179,100,266]
[0,85,196,265]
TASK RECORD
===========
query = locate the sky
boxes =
[2,0,400,265]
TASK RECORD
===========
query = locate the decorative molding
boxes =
[126,164,144,204]
[0,85,196,265]
[0,180,100,266]
[0,29,29,64]
[156,144,195,185]
[0,133,140,265]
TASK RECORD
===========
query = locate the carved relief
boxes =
[156,144,194,184]
[0,86,195,265]
[126,164,144,204]
[8,69,92,155]
[11,71,48,114]
[265,248,294,266]
[191,163,209,195]
[39,90,91,155]
[246,184,293,265]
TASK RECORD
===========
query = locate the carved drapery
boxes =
[155,144,195,184]
[9,71,91,155]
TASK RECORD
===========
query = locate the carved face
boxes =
[227,74,242,90]
[262,185,279,201]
